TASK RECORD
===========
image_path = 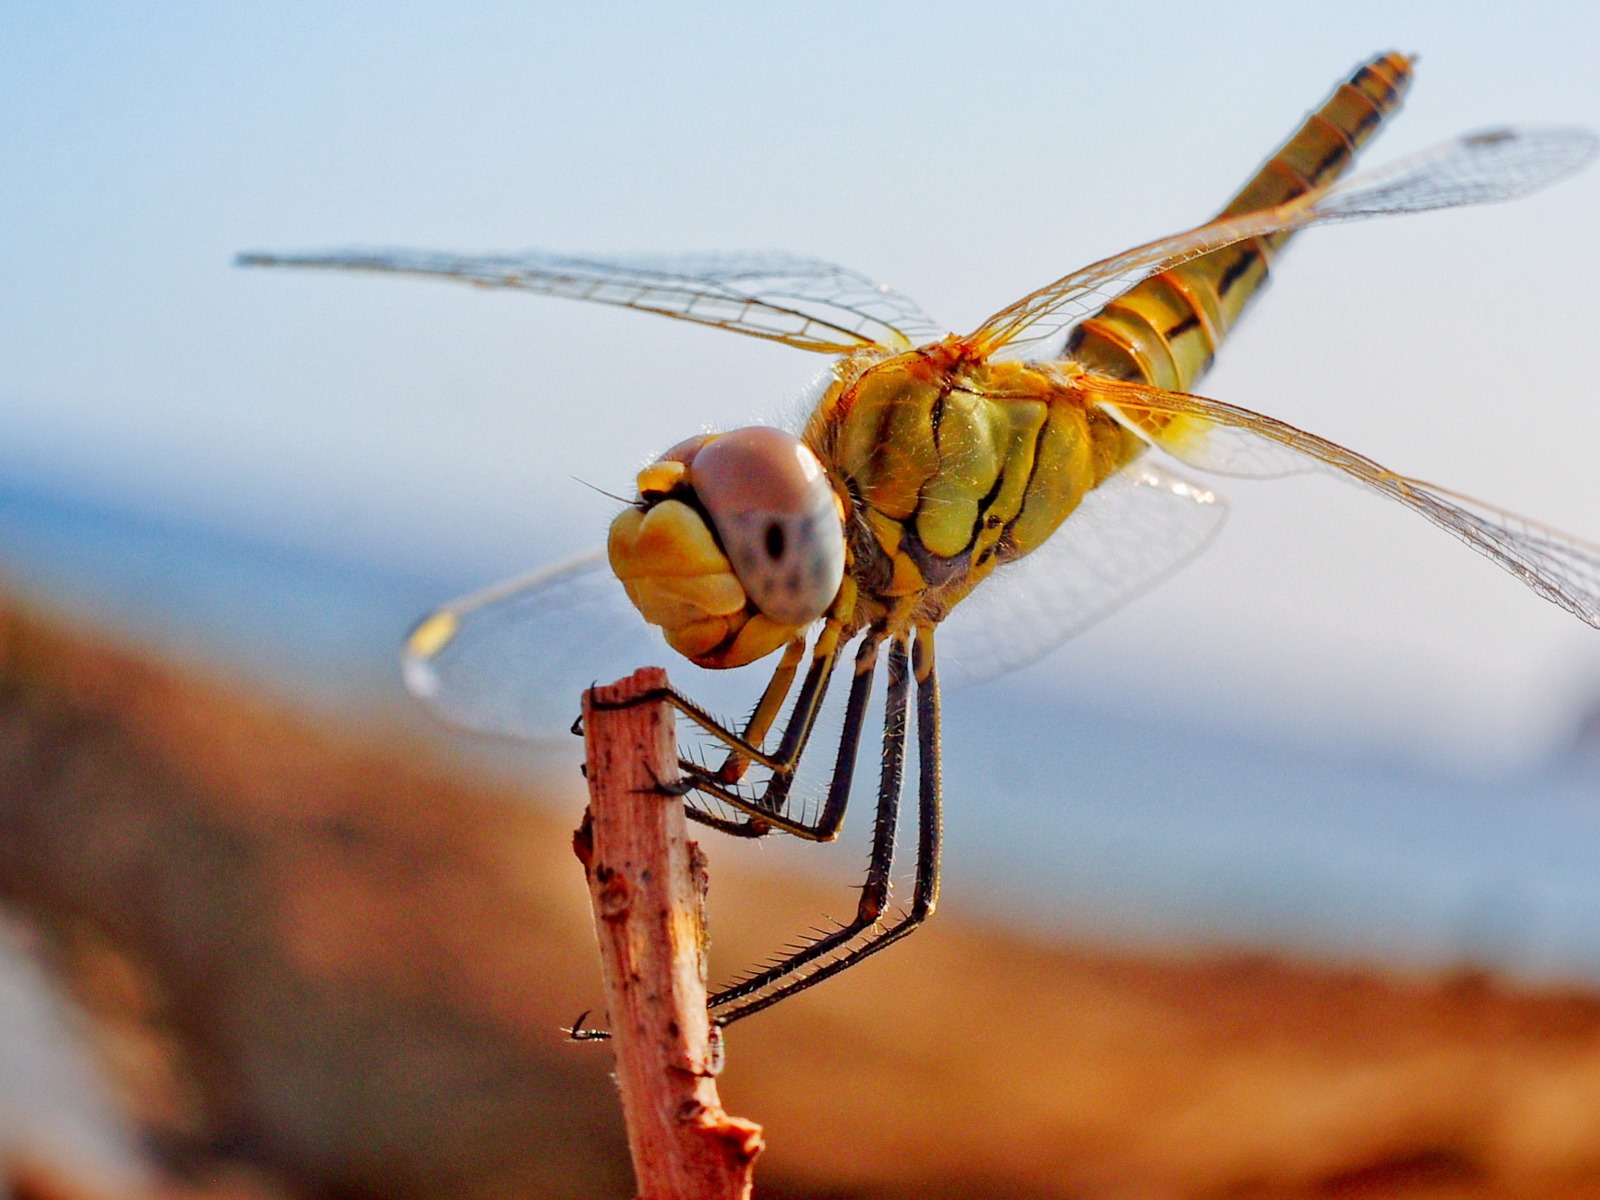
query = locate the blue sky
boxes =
[3,1,1600,767]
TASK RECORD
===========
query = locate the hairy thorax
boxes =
[804,340,1144,637]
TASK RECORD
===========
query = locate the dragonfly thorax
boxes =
[608,426,847,669]
[804,345,1144,634]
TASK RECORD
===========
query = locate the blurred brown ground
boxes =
[4,590,1600,1200]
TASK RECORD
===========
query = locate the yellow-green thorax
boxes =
[805,340,1143,634]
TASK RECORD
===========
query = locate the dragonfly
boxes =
[241,53,1600,1027]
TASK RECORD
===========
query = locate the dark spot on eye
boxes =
[765,521,785,560]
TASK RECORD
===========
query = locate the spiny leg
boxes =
[680,629,881,842]
[708,628,943,1027]
[591,581,869,839]
[909,626,943,923]
[589,614,843,761]
[679,636,809,838]
[706,634,905,1013]
[706,633,916,1020]
[706,635,809,788]
[680,805,777,839]
[566,630,876,1043]
[597,621,852,839]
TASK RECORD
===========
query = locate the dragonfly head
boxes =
[608,426,847,669]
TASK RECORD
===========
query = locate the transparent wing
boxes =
[401,547,768,742]
[967,126,1598,359]
[1083,374,1600,628]
[938,460,1228,688]
[238,247,945,355]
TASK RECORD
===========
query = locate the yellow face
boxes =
[608,427,847,669]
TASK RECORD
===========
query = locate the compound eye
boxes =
[690,427,845,627]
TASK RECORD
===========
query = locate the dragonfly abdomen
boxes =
[1065,51,1414,393]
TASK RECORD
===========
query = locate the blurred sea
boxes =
[3,473,1599,987]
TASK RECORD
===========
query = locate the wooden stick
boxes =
[573,667,764,1200]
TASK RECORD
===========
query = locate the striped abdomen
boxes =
[1064,52,1413,392]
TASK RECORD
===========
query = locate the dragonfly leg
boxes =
[705,632,944,1025]
[707,636,808,787]
[680,807,776,838]
[673,637,809,839]
[588,679,790,771]
[563,633,877,1044]
[679,632,881,841]
[567,638,939,1039]
[583,625,848,843]
[588,618,849,770]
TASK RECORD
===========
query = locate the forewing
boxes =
[968,126,1597,359]
[238,247,944,354]
[938,460,1228,688]
[1084,375,1600,629]
[402,547,766,742]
